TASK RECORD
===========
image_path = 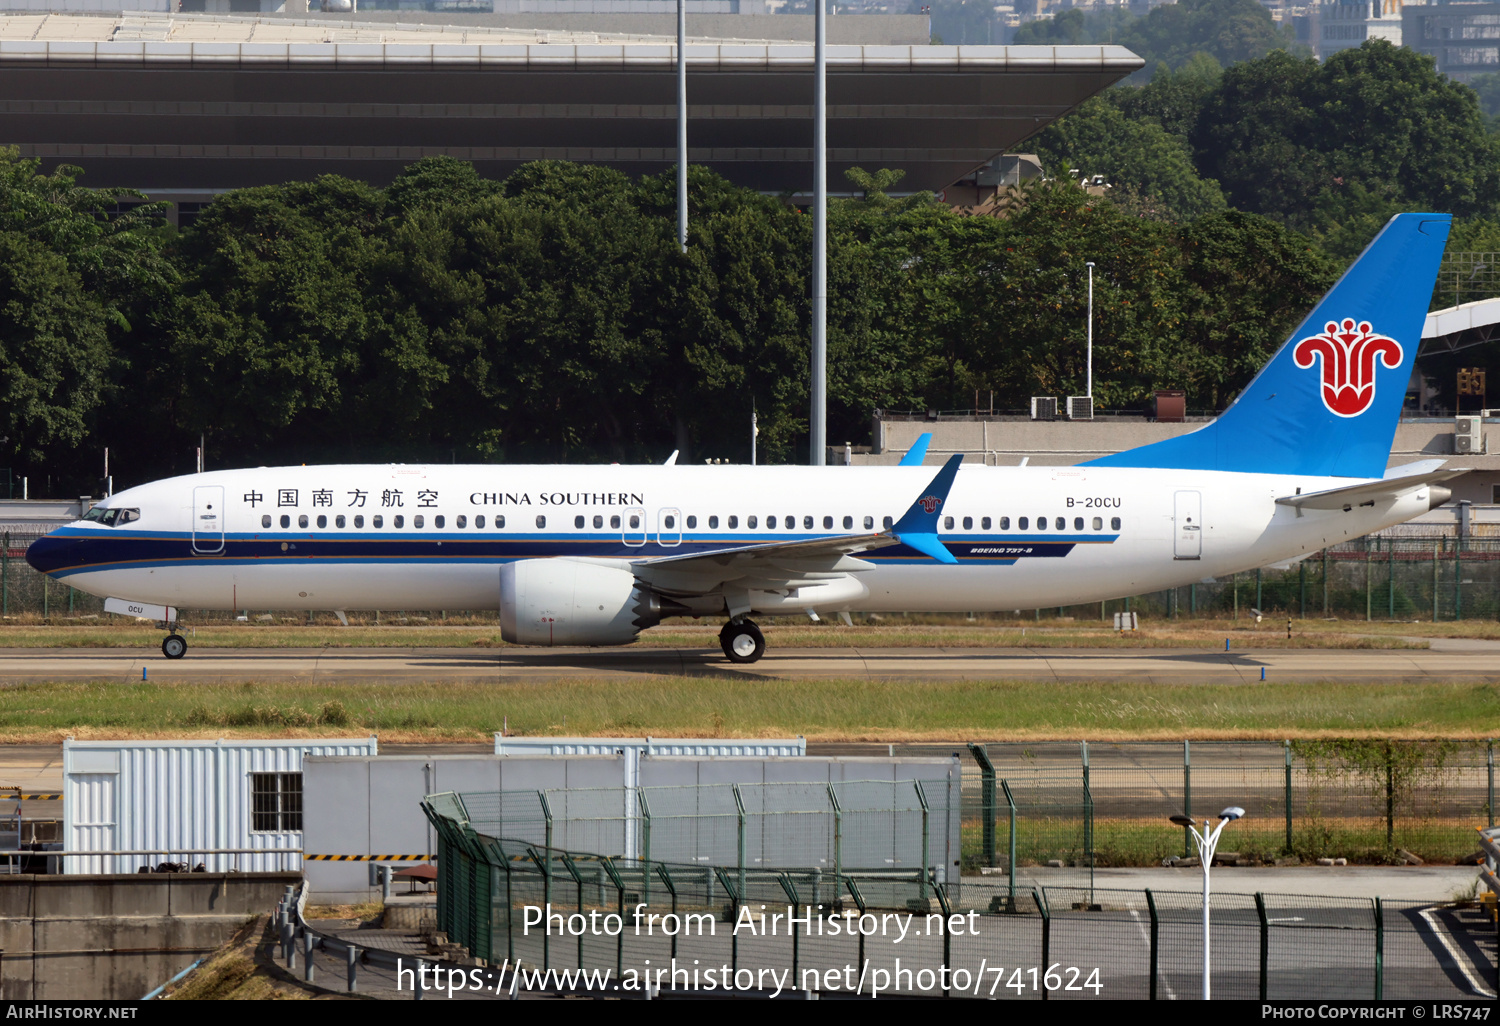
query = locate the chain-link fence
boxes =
[422,794,1497,999]
[912,740,1498,871]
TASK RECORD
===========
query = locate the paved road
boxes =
[1,645,1497,682]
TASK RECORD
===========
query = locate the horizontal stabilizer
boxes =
[1275,469,1466,511]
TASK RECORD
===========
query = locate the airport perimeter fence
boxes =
[452,778,963,911]
[897,741,1499,871]
[421,795,1496,1000]
[3,531,1500,623]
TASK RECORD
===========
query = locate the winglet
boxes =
[891,454,963,563]
[898,433,932,467]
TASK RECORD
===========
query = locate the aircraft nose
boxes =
[24,533,71,575]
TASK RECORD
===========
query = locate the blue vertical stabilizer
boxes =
[1085,213,1451,478]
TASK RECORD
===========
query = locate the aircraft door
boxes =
[622,507,646,547]
[192,485,225,554]
[657,507,682,547]
[1173,490,1202,560]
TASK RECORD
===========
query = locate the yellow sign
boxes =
[1457,368,1487,396]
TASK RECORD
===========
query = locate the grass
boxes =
[0,618,1436,650]
[0,677,1497,743]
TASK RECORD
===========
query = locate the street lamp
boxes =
[1085,261,1094,400]
[1169,806,1246,1000]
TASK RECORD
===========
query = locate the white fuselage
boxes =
[33,463,1436,616]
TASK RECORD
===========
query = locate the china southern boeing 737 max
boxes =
[27,213,1464,663]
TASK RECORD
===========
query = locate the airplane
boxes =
[26,213,1464,664]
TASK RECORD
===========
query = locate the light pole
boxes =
[676,0,687,253]
[1169,806,1246,1000]
[1085,261,1094,400]
[809,0,827,465]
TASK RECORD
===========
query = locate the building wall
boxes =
[1403,2,1500,81]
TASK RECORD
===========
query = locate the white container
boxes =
[63,736,378,874]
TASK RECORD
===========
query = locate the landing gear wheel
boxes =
[719,620,765,664]
[161,635,187,660]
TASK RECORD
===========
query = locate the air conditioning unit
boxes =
[1030,396,1058,421]
[1067,396,1094,421]
[1455,415,1485,454]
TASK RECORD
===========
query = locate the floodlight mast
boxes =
[809,0,827,466]
[1172,807,1245,1000]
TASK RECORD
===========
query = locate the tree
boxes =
[1030,96,1227,221]
[1120,0,1294,74]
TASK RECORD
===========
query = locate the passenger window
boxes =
[456,515,466,528]
[864,516,874,530]
[536,515,546,529]
[497,516,505,528]
[609,515,620,529]
[1111,517,1121,530]
[687,515,697,528]
[629,515,640,529]
[354,515,364,528]
[728,516,738,528]
[748,516,758,529]
[882,516,893,529]
[1018,517,1028,530]
[316,515,327,529]
[414,515,425,529]
[709,516,719,529]
[336,515,346,528]
[1074,517,1084,530]
[982,517,991,530]
[943,516,954,530]
[1056,517,1066,530]
[1092,517,1103,530]
[963,516,973,530]
[298,515,309,528]
[843,515,853,530]
[803,515,813,529]
[593,515,603,529]
[261,515,271,528]
[767,516,777,528]
[435,515,444,528]
[999,517,1009,530]
[823,516,833,529]
[394,515,404,529]
[280,515,291,529]
[372,515,383,528]
[473,515,484,528]
[575,515,585,529]
[664,515,676,529]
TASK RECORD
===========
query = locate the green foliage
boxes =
[1119,0,1295,75]
[1030,95,1228,221]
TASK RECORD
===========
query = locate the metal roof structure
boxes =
[0,13,1143,193]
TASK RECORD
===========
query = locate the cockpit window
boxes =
[82,507,139,527]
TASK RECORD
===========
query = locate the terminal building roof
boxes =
[0,12,1143,194]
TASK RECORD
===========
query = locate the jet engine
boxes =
[499,559,686,646]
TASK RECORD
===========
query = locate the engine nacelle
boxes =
[499,559,681,646]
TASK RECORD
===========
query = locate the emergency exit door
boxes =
[1174,490,1202,560]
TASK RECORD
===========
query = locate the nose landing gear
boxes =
[719,619,765,664]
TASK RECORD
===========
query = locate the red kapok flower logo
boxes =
[1292,318,1403,418]
[918,495,942,514]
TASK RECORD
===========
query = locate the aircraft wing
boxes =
[631,455,964,595]
[1275,468,1467,511]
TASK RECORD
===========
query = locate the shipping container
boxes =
[63,737,378,874]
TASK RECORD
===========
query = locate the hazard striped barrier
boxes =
[304,854,435,862]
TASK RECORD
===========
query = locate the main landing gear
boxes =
[161,628,187,660]
[719,619,765,664]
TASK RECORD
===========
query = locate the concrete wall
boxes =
[304,754,960,902]
[859,416,1500,506]
[0,872,298,999]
